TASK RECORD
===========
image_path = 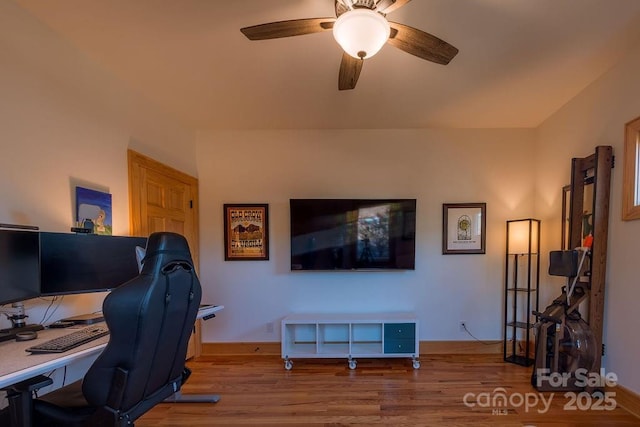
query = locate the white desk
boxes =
[0,305,224,391]
[0,326,108,389]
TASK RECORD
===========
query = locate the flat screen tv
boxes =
[40,232,148,296]
[290,199,416,271]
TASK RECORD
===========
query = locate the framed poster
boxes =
[442,203,486,254]
[223,204,269,261]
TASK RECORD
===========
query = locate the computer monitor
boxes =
[39,232,147,296]
[0,229,40,306]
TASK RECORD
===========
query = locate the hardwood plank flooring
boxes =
[137,354,639,426]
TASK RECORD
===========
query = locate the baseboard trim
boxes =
[611,384,640,419]
[202,340,503,357]
[202,342,281,356]
[421,340,502,355]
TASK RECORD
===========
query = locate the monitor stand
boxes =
[60,313,104,325]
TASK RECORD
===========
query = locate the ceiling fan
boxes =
[240,0,458,90]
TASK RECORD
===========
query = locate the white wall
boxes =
[535,41,640,394]
[196,129,536,344]
[0,0,196,330]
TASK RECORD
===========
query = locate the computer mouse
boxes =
[16,331,38,341]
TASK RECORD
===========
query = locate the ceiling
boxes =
[13,0,640,130]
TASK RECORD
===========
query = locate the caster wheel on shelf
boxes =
[413,360,421,369]
[348,359,357,370]
[284,360,293,370]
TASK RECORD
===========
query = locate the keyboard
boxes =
[26,325,109,354]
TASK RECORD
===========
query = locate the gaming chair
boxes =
[3,231,202,427]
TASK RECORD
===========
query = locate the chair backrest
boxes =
[82,232,202,419]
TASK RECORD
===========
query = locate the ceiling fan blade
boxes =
[387,22,458,65]
[376,0,412,14]
[338,52,363,91]
[241,18,335,40]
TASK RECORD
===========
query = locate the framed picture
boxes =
[223,204,269,261]
[442,203,486,254]
[76,186,112,235]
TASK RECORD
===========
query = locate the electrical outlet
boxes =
[266,322,274,334]
[459,321,467,332]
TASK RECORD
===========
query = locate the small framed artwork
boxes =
[223,204,269,261]
[442,203,486,254]
[76,186,112,235]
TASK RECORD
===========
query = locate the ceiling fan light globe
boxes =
[333,9,390,59]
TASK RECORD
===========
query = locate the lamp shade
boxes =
[507,219,539,254]
[333,9,390,59]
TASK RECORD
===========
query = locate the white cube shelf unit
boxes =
[281,313,420,370]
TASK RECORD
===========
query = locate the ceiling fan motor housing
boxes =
[340,0,378,11]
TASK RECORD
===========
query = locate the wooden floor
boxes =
[137,354,639,427]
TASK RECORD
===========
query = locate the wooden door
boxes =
[127,149,201,358]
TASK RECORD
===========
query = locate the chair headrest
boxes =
[140,232,194,274]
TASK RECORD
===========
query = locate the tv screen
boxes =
[290,199,416,271]
[0,230,40,305]
[40,232,148,296]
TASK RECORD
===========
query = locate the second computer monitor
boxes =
[40,232,147,296]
